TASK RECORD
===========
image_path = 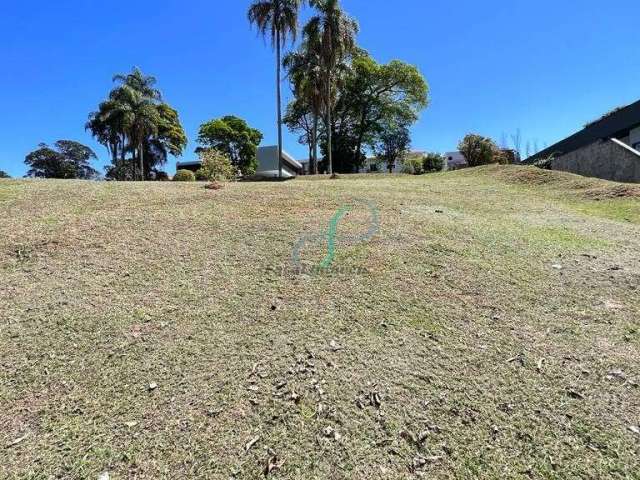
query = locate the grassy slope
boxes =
[0,166,639,479]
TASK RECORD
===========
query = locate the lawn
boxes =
[1,165,639,479]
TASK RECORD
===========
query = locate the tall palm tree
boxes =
[87,68,186,181]
[128,92,160,181]
[87,94,135,178]
[113,67,162,102]
[112,69,162,180]
[305,0,358,175]
[248,0,304,179]
[284,43,323,174]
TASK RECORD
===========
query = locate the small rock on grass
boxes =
[6,434,28,448]
[567,389,585,400]
[98,473,110,480]
[323,426,342,441]
[245,435,260,453]
[264,455,284,476]
[148,382,158,391]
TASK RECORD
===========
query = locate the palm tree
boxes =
[248,0,304,179]
[125,89,160,180]
[113,67,162,102]
[87,94,134,178]
[283,43,323,174]
[112,69,162,180]
[305,0,358,175]
[87,68,185,181]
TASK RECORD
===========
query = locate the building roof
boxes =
[526,99,640,163]
[176,160,202,168]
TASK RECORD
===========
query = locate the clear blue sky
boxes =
[1,0,639,177]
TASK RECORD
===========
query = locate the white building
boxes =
[358,151,426,174]
[254,146,302,179]
[176,145,302,180]
[444,151,468,170]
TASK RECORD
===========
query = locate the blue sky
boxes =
[1,0,639,177]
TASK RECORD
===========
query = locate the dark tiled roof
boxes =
[526,99,640,163]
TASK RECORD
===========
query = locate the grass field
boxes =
[1,165,639,479]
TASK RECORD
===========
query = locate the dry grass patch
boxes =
[1,169,639,479]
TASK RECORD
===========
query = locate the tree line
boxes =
[21,0,430,180]
[249,0,429,175]
[22,67,266,181]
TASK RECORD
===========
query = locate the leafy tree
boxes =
[24,141,98,179]
[423,152,445,172]
[86,67,187,181]
[329,53,428,172]
[195,150,236,181]
[197,116,263,176]
[283,97,319,172]
[458,134,500,167]
[248,0,305,179]
[372,121,411,173]
[0,170,10,178]
[351,55,427,159]
[305,0,359,175]
[402,155,424,175]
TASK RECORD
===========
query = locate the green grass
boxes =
[1,166,640,479]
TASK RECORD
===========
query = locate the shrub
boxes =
[194,168,209,181]
[173,169,196,182]
[458,134,500,167]
[498,149,519,165]
[534,155,554,170]
[197,149,236,181]
[423,153,445,172]
[402,155,424,175]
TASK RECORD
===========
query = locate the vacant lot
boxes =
[1,166,639,479]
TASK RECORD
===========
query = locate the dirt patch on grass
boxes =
[498,166,568,185]
[488,165,640,199]
[583,183,640,200]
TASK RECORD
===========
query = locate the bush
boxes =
[423,153,445,172]
[197,149,235,181]
[194,168,209,181]
[402,155,424,175]
[173,169,196,182]
[534,155,553,170]
[498,149,519,165]
[458,134,500,167]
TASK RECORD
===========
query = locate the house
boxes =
[176,145,303,180]
[444,151,467,170]
[298,159,311,175]
[358,151,426,174]
[526,99,640,183]
[254,146,303,179]
[174,160,202,173]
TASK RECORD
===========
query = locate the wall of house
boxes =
[552,138,640,183]
[445,151,467,170]
[630,126,640,149]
